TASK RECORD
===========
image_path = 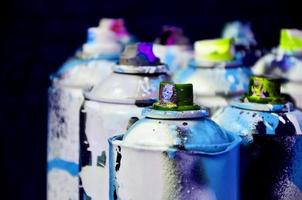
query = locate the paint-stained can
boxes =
[253,29,302,109]
[47,58,117,200]
[109,82,241,200]
[212,76,302,199]
[79,43,170,200]
[174,38,251,114]
[47,18,131,200]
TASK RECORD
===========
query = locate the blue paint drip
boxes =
[48,158,79,176]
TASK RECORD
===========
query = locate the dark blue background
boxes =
[1,0,301,199]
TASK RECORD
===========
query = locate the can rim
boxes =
[230,101,294,112]
[142,107,209,119]
[75,50,120,60]
[113,64,169,74]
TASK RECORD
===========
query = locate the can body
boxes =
[47,57,116,200]
[109,134,240,200]
[80,101,143,200]
[212,103,302,144]
[212,103,302,199]
[47,86,83,200]
[243,135,302,200]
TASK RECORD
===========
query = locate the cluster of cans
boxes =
[47,18,302,200]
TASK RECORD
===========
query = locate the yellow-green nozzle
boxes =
[153,82,200,111]
[194,38,234,63]
[279,29,302,53]
[243,76,285,104]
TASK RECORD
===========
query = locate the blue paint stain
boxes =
[48,158,79,176]
[262,113,279,135]
[224,67,251,93]
[165,51,176,71]
[174,66,196,82]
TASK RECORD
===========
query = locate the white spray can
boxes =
[47,18,133,200]
[109,82,241,200]
[79,43,170,200]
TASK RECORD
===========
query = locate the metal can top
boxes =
[242,75,285,104]
[143,82,209,119]
[113,43,169,74]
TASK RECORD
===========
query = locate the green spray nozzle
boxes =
[153,82,200,111]
[243,76,285,104]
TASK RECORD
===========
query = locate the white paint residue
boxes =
[123,121,176,148]
[278,116,286,124]
[79,166,106,199]
[115,146,166,200]
[138,77,155,98]
[47,169,78,200]
[286,113,302,134]
[85,105,106,166]
[227,75,235,83]
[190,186,217,200]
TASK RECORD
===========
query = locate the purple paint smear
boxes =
[138,43,158,63]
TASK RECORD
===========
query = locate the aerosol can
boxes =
[213,76,302,200]
[153,26,193,76]
[174,38,252,114]
[253,29,302,109]
[47,18,132,200]
[109,82,241,200]
[222,21,262,66]
[80,43,169,200]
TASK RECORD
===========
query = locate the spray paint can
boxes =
[153,26,193,76]
[253,29,302,109]
[109,82,241,200]
[79,43,170,200]
[47,18,133,200]
[174,38,252,114]
[221,21,262,66]
[212,76,302,199]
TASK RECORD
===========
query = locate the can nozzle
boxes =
[152,82,200,111]
[279,29,302,54]
[119,43,161,66]
[242,76,285,104]
[194,38,234,63]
